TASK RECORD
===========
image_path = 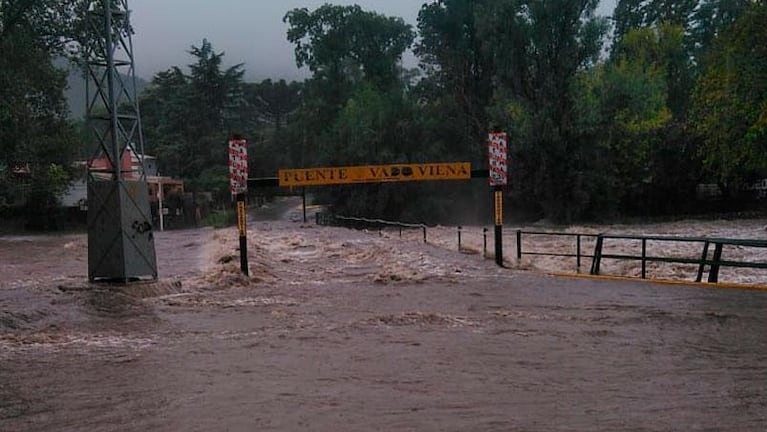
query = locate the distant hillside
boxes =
[60,59,148,119]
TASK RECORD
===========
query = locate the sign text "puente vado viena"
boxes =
[279,162,471,187]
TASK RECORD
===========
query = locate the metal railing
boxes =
[590,234,767,283]
[515,230,599,273]
[515,230,767,284]
[457,226,491,256]
[314,216,767,285]
[316,212,427,243]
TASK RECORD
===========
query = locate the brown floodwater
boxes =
[2,203,766,431]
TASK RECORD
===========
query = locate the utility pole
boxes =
[84,0,158,282]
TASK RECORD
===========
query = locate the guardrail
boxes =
[515,231,599,273]
[589,234,767,283]
[316,212,427,243]
[515,230,767,284]
[457,226,491,257]
[314,216,767,285]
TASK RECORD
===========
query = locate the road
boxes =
[1,202,766,431]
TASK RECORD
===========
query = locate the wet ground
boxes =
[1,200,767,431]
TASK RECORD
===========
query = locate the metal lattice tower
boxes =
[84,0,157,282]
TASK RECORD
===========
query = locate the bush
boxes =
[201,209,236,228]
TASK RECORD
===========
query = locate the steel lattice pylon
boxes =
[84,0,157,282]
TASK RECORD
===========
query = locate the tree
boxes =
[597,26,682,214]
[691,0,753,65]
[187,39,245,134]
[322,82,432,219]
[284,2,415,142]
[283,5,443,220]
[612,0,697,116]
[0,0,82,218]
[0,0,81,49]
[139,39,245,191]
[242,79,304,178]
[485,0,608,222]
[613,0,698,43]
[245,79,303,131]
[415,0,496,162]
[139,67,189,177]
[284,5,414,93]
[692,3,767,188]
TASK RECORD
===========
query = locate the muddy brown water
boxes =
[1,207,767,431]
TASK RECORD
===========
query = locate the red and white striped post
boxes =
[228,136,249,276]
[488,132,508,267]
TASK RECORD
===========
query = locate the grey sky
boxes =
[130,0,617,83]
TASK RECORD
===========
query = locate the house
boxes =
[0,163,32,208]
[62,148,185,216]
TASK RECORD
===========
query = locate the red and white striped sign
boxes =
[228,138,248,194]
[488,132,508,186]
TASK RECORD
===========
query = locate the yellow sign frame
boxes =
[279,162,471,187]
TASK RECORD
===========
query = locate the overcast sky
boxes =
[130,0,617,83]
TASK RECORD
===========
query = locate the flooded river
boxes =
[1,203,766,430]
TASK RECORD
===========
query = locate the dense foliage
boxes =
[692,4,767,188]
[4,0,767,226]
[139,39,246,193]
[0,0,82,219]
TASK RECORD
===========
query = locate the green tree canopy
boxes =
[0,0,81,215]
[692,3,767,186]
[486,0,609,221]
[415,0,496,162]
[283,5,434,220]
[139,39,245,192]
[243,79,304,178]
[691,0,753,64]
[245,79,303,131]
[284,4,414,94]
[595,25,682,213]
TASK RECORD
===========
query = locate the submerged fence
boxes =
[516,230,767,284]
[315,213,767,285]
[589,234,767,283]
[445,227,767,284]
[515,231,598,274]
[316,212,427,243]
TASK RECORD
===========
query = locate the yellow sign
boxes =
[237,201,247,236]
[279,162,471,187]
[494,190,503,226]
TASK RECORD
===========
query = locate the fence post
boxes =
[483,228,488,258]
[576,234,581,273]
[422,226,427,244]
[590,235,604,275]
[708,242,723,283]
[641,238,647,279]
[458,226,462,251]
[696,241,710,282]
[516,230,522,260]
